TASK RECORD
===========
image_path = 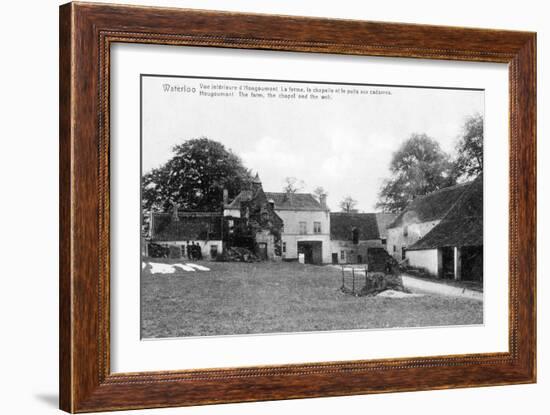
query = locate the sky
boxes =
[142,75,483,212]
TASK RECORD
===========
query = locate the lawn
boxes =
[141,259,483,338]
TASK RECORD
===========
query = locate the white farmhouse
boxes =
[265,192,331,264]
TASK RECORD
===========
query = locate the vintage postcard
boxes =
[140,75,484,339]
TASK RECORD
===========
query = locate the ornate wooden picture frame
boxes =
[59,2,536,412]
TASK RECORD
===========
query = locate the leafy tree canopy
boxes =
[453,113,483,181]
[142,137,253,212]
[376,133,456,213]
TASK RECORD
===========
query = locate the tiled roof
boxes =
[330,212,380,240]
[264,192,326,211]
[408,176,483,250]
[225,190,253,209]
[151,212,222,241]
[388,182,471,228]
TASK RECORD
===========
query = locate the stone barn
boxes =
[406,176,483,281]
[330,212,392,264]
[147,209,223,260]
[386,181,473,263]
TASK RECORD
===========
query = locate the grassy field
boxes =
[141,259,483,338]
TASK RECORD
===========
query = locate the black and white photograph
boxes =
[140,74,484,339]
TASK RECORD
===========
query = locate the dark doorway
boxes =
[257,243,268,260]
[209,245,218,259]
[332,253,338,264]
[352,228,360,244]
[441,247,454,279]
[297,241,323,264]
[461,246,483,282]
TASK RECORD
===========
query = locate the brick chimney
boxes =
[319,194,327,209]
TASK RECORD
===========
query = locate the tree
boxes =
[339,196,358,213]
[453,113,483,180]
[282,177,304,194]
[312,186,328,202]
[376,133,455,213]
[142,137,253,212]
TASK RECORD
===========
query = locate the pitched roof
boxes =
[330,213,380,240]
[151,212,222,241]
[408,176,483,250]
[264,192,326,211]
[252,172,262,184]
[388,182,471,228]
[225,190,254,209]
[375,213,397,239]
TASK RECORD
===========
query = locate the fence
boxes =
[340,265,369,294]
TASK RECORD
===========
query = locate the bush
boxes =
[216,247,260,262]
[148,243,169,258]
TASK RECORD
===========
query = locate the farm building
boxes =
[386,181,472,262]
[224,174,331,264]
[146,209,223,260]
[223,173,284,260]
[330,212,395,264]
[145,168,487,269]
[406,176,483,281]
[387,177,483,281]
[265,192,331,264]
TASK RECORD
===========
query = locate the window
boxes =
[282,242,287,254]
[393,245,397,252]
[340,250,345,260]
[403,225,408,237]
[313,221,321,234]
[381,238,387,245]
[299,221,307,234]
[402,247,406,260]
